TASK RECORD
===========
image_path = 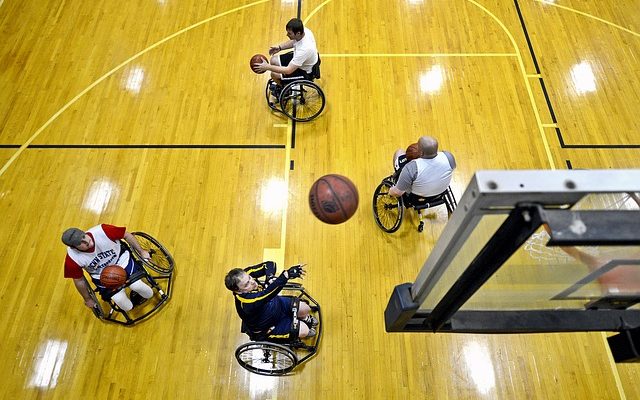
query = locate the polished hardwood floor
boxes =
[1,0,639,398]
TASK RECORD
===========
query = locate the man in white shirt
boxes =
[390,136,456,202]
[253,18,318,85]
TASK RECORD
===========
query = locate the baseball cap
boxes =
[61,228,85,247]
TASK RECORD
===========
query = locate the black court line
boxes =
[566,159,573,169]
[0,144,285,149]
[290,0,303,149]
[515,0,640,149]
[514,0,559,126]
[562,144,640,149]
[290,160,295,170]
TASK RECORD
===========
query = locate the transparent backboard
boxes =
[412,173,640,314]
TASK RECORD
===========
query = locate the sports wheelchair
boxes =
[235,283,322,376]
[265,56,325,122]
[84,232,175,326]
[372,175,457,233]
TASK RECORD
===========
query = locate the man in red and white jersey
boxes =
[62,224,153,311]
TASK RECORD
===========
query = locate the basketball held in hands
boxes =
[250,54,268,74]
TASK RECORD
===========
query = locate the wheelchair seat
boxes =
[309,54,321,80]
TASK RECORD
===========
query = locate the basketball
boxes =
[250,54,268,74]
[309,174,359,224]
[405,143,421,161]
[100,265,127,289]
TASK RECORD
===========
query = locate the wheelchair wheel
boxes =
[235,342,298,376]
[131,232,174,274]
[373,180,404,233]
[280,81,325,122]
[265,79,279,111]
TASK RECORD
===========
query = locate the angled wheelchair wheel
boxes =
[235,342,298,376]
[265,79,279,111]
[131,232,174,274]
[373,180,404,233]
[280,81,325,122]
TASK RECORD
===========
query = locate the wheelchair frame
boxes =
[372,175,457,233]
[85,232,175,326]
[264,56,325,122]
[234,283,322,376]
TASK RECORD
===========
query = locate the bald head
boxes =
[418,136,438,158]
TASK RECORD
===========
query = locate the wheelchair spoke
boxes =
[280,81,325,122]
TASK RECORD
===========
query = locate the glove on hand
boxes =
[286,265,304,279]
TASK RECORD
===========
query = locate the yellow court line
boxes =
[601,332,627,400]
[542,123,557,128]
[304,0,333,25]
[321,53,516,58]
[0,0,269,178]
[527,74,541,78]
[535,0,640,38]
[466,0,555,170]
[273,124,289,128]
[263,120,293,265]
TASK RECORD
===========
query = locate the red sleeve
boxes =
[101,224,126,241]
[64,255,84,279]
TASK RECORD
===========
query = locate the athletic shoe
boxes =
[304,315,319,327]
[129,291,148,307]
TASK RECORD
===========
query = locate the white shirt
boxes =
[290,28,318,73]
[396,152,455,197]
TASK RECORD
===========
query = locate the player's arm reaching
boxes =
[235,265,306,306]
[269,39,295,55]
[244,261,277,279]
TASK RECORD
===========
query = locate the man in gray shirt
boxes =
[389,136,456,201]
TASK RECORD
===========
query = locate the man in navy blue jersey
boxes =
[225,261,318,340]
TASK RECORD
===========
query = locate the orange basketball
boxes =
[309,174,359,224]
[405,143,421,161]
[250,54,268,74]
[100,265,127,289]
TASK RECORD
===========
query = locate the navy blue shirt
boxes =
[234,261,290,331]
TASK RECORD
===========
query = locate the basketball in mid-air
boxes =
[250,54,268,74]
[309,174,359,224]
[100,265,127,289]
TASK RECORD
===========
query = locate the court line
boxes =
[0,0,270,178]
[536,0,640,38]
[263,120,293,266]
[0,144,285,149]
[321,53,516,58]
[304,0,332,24]
[531,0,640,148]
[264,0,331,267]
[466,0,556,170]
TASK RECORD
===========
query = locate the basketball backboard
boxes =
[384,170,640,360]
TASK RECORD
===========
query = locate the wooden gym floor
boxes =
[0,0,639,398]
